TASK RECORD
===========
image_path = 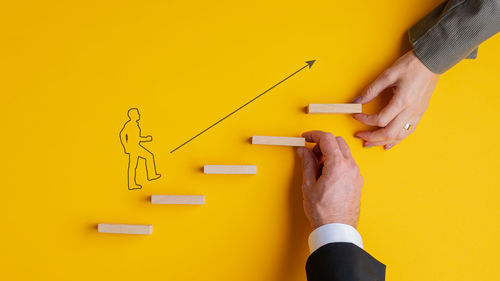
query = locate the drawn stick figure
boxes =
[119,108,161,190]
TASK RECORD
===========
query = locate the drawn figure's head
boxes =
[127,108,140,121]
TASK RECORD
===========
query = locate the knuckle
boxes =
[303,180,314,188]
[322,175,336,186]
[322,132,336,143]
[362,134,375,142]
[323,132,335,139]
[365,85,376,97]
[394,96,406,108]
[375,116,390,127]
[337,156,345,164]
[352,165,360,175]
[325,157,341,167]
[388,130,399,140]
[333,157,342,166]
[400,94,413,106]
[358,175,364,188]
[381,70,395,82]
[386,125,400,137]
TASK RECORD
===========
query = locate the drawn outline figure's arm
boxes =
[119,125,128,153]
[138,127,152,142]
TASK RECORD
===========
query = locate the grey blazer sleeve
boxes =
[409,0,500,74]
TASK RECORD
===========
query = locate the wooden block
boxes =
[97,224,152,235]
[203,165,257,174]
[307,103,362,114]
[151,195,205,205]
[251,135,305,147]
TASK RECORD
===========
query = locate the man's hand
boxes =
[353,50,439,150]
[297,131,363,229]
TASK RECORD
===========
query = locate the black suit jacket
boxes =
[306,243,386,281]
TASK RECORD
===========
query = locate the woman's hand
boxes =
[353,50,439,150]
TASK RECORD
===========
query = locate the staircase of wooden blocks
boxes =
[99,104,361,234]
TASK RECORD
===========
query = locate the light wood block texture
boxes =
[151,195,205,205]
[251,135,305,147]
[307,103,362,114]
[203,165,257,174]
[98,224,153,235]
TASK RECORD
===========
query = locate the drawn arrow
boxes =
[170,60,316,153]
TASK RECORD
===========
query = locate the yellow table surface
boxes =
[1,1,500,280]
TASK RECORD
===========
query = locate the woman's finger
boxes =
[355,107,415,143]
[384,140,401,151]
[353,92,406,127]
[355,127,392,143]
[363,140,393,148]
[354,69,398,104]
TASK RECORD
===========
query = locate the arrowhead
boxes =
[306,60,316,69]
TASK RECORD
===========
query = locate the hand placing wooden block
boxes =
[307,103,362,114]
[151,195,205,205]
[252,135,305,147]
[97,224,153,235]
[203,165,257,174]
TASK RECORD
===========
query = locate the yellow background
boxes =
[1,1,499,280]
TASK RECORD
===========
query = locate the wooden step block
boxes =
[151,195,205,205]
[252,135,305,147]
[307,103,362,114]
[98,224,152,235]
[204,165,257,174]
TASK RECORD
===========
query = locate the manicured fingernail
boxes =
[385,144,393,150]
[352,96,361,103]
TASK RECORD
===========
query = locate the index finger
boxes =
[302,130,342,159]
[353,94,404,127]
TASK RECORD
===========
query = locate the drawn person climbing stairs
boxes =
[119,108,161,190]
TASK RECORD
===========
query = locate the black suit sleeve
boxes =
[306,243,386,281]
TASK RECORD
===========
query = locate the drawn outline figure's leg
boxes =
[138,146,161,181]
[128,153,142,190]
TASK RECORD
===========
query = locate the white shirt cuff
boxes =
[308,223,364,253]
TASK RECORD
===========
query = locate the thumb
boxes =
[297,147,318,190]
[354,70,397,104]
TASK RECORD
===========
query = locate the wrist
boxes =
[311,213,358,229]
[410,50,439,77]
